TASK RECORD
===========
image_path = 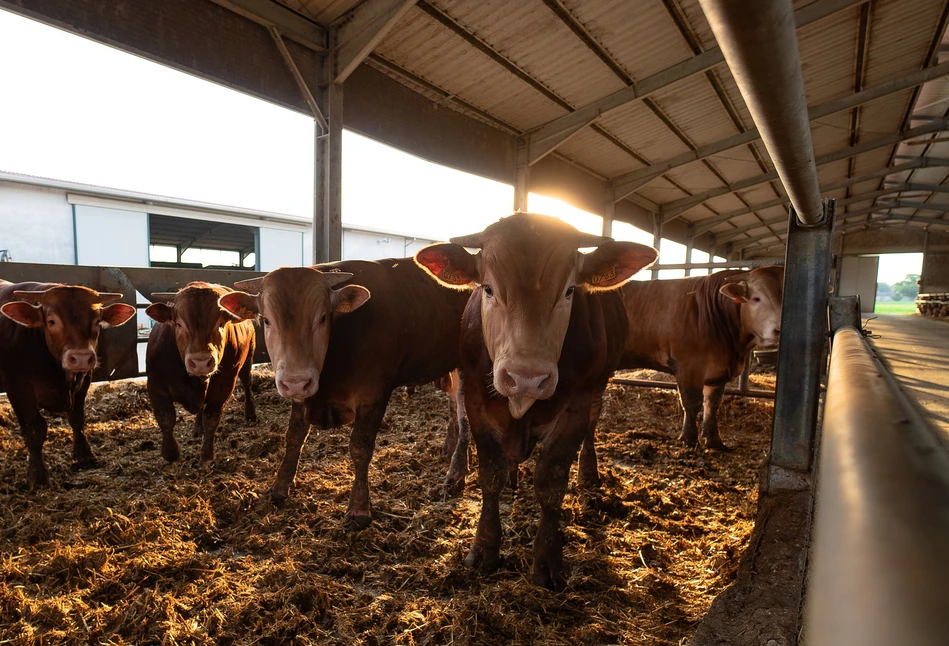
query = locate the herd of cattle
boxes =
[0,213,784,590]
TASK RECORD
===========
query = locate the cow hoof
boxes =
[344,511,372,531]
[464,545,500,574]
[70,457,101,472]
[677,434,699,448]
[443,474,466,497]
[532,568,567,592]
[269,487,290,506]
[245,412,259,424]
[577,470,601,489]
[26,466,50,490]
[704,439,732,452]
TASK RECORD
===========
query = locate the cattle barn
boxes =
[1,0,949,644]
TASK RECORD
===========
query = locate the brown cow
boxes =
[0,281,136,487]
[145,282,257,463]
[578,266,783,476]
[415,213,657,590]
[219,260,470,529]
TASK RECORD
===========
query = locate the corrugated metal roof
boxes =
[261,0,949,253]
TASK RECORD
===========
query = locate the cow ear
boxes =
[415,243,480,288]
[720,281,748,303]
[218,292,259,321]
[332,285,370,314]
[1,301,43,328]
[579,241,658,289]
[100,303,136,328]
[145,302,174,323]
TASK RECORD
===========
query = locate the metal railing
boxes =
[805,317,949,645]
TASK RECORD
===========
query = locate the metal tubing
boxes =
[769,201,835,487]
[698,0,823,225]
[648,259,783,271]
[610,378,774,400]
[806,327,949,646]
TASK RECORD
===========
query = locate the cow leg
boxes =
[239,357,258,423]
[676,379,703,447]
[191,409,204,439]
[345,397,389,531]
[445,371,471,495]
[441,385,458,459]
[199,403,225,462]
[702,383,730,451]
[270,400,310,503]
[464,417,508,575]
[8,389,50,488]
[67,376,99,471]
[577,387,606,488]
[532,408,586,591]
[149,383,180,463]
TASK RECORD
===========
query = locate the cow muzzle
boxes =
[62,349,97,373]
[185,352,217,378]
[495,361,558,419]
[275,370,319,401]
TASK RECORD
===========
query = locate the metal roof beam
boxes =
[210,0,326,50]
[526,0,864,156]
[882,183,949,193]
[682,121,949,233]
[730,202,888,249]
[333,0,419,84]
[877,200,949,213]
[613,60,949,201]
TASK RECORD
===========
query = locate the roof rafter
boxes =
[333,0,419,84]
[612,60,949,201]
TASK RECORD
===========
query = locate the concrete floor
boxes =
[865,313,949,439]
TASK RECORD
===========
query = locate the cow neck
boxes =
[697,272,747,357]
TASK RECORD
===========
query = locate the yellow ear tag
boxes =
[590,266,617,285]
[336,302,351,313]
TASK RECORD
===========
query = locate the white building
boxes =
[0,171,439,269]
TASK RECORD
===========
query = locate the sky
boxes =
[0,8,923,284]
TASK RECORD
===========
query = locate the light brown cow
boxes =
[219,261,470,528]
[579,267,783,474]
[0,281,136,487]
[416,213,657,590]
[145,282,257,463]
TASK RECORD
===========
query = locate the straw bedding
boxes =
[0,367,774,645]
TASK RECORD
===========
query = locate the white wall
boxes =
[0,180,74,264]
[343,229,436,260]
[74,204,149,267]
[259,227,303,270]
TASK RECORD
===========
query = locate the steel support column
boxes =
[684,224,694,276]
[313,52,343,262]
[602,189,614,237]
[768,200,836,490]
[651,213,663,279]
[514,143,530,212]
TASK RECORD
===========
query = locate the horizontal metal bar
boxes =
[805,326,949,646]
[650,259,784,270]
[610,377,775,400]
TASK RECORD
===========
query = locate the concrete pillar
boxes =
[651,213,663,279]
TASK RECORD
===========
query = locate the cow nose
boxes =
[186,353,215,376]
[63,349,96,372]
[497,366,555,400]
[277,377,316,399]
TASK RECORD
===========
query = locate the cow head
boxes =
[719,266,785,347]
[0,285,136,375]
[416,213,657,419]
[218,267,370,401]
[145,282,242,378]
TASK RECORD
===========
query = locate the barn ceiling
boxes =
[275,0,949,256]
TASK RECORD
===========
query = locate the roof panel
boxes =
[560,0,696,82]
[706,149,766,185]
[430,0,627,109]
[664,160,724,194]
[798,6,860,105]
[596,100,692,164]
[556,129,643,178]
[864,0,946,86]
[649,74,741,148]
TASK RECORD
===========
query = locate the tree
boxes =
[893,274,921,301]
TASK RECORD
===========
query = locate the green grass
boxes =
[874,301,918,315]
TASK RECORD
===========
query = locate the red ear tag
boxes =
[732,298,743,304]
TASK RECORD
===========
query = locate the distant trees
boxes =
[878,274,920,302]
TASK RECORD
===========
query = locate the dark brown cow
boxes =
[219,260,470,529]
[145,282,257,463]
[0,281,136,487]
[578,266,783,475]
[416,213,657,590]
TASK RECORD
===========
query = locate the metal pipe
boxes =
[647,259,784,271]
[806,326,949,646]
[698,0,823,225]
[610,378,774,400]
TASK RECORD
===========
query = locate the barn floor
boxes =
[0,368,774,645]
[867,313,949,442]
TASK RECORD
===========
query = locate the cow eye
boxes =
[47,318,56,327]
[752,296,761,303]
[483,285,494,297]
[565,286,575,298]
[260,316,270,326]
[320,314,327,324]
